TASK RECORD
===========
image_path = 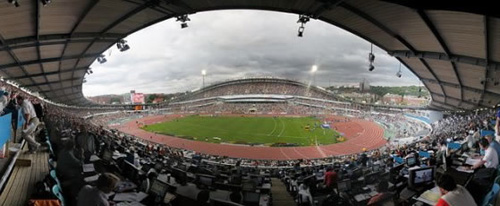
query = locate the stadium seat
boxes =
[49,170,62,192]
[52,184,65,206]
[482,183,500,206]
[46,139,55,157]
[495,176,500,185]
[48,158,56,170]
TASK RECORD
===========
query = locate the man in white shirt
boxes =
[472,138,499,169]
[16,95,41,153]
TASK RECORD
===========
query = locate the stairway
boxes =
[271,178,296,206]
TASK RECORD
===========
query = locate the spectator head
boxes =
[326,167,333,172]
[96,173,119,193]
[15,95,24,103]
[485,135,494,143]
[229,191,242,203]
[479,138,490,149]
[437,174,456,195]
[376,181,389,193]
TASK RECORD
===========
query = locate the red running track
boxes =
[113,115,387,160]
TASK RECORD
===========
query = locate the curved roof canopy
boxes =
[0,0,499,110]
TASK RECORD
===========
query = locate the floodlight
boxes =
[311,65,318,73]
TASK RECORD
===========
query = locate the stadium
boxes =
[107,78,405,160]
[0,1,500,206]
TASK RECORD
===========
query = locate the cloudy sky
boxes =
[83,10,422,97]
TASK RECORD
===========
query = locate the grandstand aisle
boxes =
[271,178,295,206]
[0,143,49,206]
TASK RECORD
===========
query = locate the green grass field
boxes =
[143,116,342,146]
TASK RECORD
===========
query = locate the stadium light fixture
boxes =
[41,0,51,6]
[176,14,190,29]
[396,62,402,78]
[368,44,375,71]
[8,0,19,7]
[201,69,207,88]
[369,65,375,72]
[297,14,310,37]
[116,39,130,52]
[97,54,107,64]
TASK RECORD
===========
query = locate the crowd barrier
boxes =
[0,109,24,154]
[0,113,12,148]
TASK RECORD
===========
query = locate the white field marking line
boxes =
[280,148,291,160]
[316,145,328,158]
[268,117,278,136]
[277,118,286,137]
[293,147,309,159]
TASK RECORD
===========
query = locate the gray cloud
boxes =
[84,10,421,96]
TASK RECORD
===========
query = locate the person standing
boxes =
[17,95,41,153]
[323,167,337,191]
[496,108,500,142]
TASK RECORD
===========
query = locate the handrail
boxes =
[0,140,26,192]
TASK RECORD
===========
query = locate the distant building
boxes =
[152,97,164,103]
[122,93,132,104]
[382,93,428,106]
[87,95,123,104]
[341,92,377,103]
[359,79,371,92]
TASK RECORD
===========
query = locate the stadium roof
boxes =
[0,0,499,110]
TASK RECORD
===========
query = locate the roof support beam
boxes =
[417,10,464,105]
[389,50,500,69]
[47,92,83,100]
[36,1,53,94]
[340,3,445,100]
[24,77,81,87]
[0,33,123,49]
[70,0,158,91]
[60,0,100,93]
[340,3,416,53]
[480,16,490,106]
[430,91,479,107]
[5,67,89,80]
[0,36,35,86]
[420,78,481,93]
[39,85,82,93]
[1,38,118,52]
[418,58,446,100]
[428,103,451,111]
[311,0,344,18]
[0,53,101,70]
[431,101,457,110]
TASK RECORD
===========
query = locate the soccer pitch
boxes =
[143,116,342,146]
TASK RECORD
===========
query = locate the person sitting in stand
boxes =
[471,138,499,169]
[367,181,394,206]
[435,174,477,206]
[77,173,120,206]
